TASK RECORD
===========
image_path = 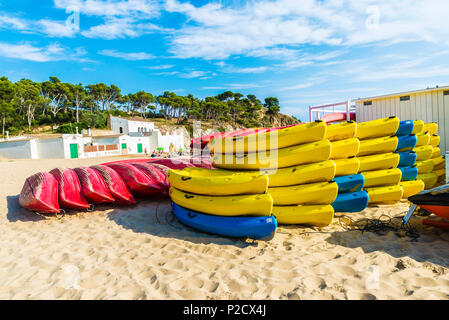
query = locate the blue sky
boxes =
[1,0,449,121]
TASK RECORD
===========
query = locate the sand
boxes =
[1,156,449,300]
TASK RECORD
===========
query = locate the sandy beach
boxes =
[1,156,448,300]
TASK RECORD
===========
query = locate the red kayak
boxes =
[19,172,60,214]
[106,163,161,197]
[91,165,136,206]
[74,167,115,204]
[50,168,90,210]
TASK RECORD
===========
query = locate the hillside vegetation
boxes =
[0,76,300,138]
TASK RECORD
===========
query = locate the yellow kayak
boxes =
[209,121,326,153]
[333,157,360,176]
[365,185,403,204]
[418,173,438,189]
[357,136,398,156]
[431,147,441,159]
[400,180,425,199]
[330,138,360,159]
[412,120,424,134]
[268,182,338,206]
[415,159,434,174]
[413,145,433,161]
[169,187,273,216]
[429,134,440,148]
[326,121,357,141]
[356,116,400,140]
[431,156,445,170]
[415,132,430,147]
[423,122,438,135]
[212,140,331,170]
[362,168,402,188]
[167,167,268,196]
[272,205,334,226]
[258,160,336,187]
[358,153,400,172]
[434,168,446,180]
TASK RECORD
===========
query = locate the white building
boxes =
[109,115,184,153]
[0,134,87,159]
[355,85,449,155]
[110,115,155,135]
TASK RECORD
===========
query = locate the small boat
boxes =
[395,120,414,136]
[398,166,419,181]
[408,184,449,229]
[331,191,369,213]
[396,134,417,152]
[171,202,277,240]
[398,151,417,167]
[333,174,364,193]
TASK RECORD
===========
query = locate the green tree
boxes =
[129,91,155,118]
[0,77,15,138]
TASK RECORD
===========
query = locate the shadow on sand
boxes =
[6,195,47,222]
[325,215,449,268]
[106,198,259,248]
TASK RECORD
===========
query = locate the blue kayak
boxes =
[398,151,417,167]
[171,202,277,240]
[332,191,369,213]
[396,134,417,152]
[399,166,419,181]
[395,120,414,136]
[333,174,365,193]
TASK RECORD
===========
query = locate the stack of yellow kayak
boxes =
[210,121,336,227]
[356,117,403,204]
[328,121,360,176]
[422,122,445,188]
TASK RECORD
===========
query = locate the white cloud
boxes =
[0,15,28,30]
[38,19,78,37]
[0,42,88,62]
[179,70,209,79]
[165,0,449,60]
[99,49,154,60]
[53,0,160,17]
[145,64,174,70]
[280,82,316,91]
[81,17,163,39]
[201,83,264,90]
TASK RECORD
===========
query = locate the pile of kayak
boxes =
[18,116,446,241]
[18,157,212,215]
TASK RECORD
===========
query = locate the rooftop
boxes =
[354,85,449,102]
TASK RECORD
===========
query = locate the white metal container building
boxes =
[354,86,449,156]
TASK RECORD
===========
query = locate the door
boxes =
[70,144,79,159]
[121,143,127,150]
[137,143,143,153]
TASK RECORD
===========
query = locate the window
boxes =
[400,95,410,101]
[444,90,449,96]
[363,101,372,106]
[119,127,123,134]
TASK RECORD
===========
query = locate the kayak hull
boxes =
[171,203,277,240]
[332,191,369,213]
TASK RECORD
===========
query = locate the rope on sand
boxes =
[338,213,420,240]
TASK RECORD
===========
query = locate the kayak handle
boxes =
[181,176,192,181]
[187,212,197,219]
[184,195,194,199]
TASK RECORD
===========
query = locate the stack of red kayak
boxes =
[190,124,300,151]
[18,157,212,215]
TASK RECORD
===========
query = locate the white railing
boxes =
[309,101,354,122]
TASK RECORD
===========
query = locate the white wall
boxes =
[0,139,34,159]
[110,115,154,134]
[35,139,65,159]
[356,89,449,155]
[157,131,184,152]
